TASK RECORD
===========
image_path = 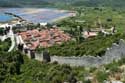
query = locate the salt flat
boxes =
[0,8,75,23]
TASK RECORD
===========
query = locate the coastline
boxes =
[51,12,76,23]
[4,12,24,21]
[0,8,76,24]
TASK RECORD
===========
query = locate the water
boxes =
[0,13,13,22]
[0,8,74,23]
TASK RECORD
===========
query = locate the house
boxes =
[83,31,98,38]
[19,28,71,50]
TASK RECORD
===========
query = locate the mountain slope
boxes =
[0,0,125,8]
[71,0,125,7]
[0,0,53,7]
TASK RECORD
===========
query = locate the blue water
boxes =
[0,13,13,22]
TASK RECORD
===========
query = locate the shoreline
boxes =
[1,8,76,24]
[0,13,23,24]
[4,12,24,21]
[50,13,76,23]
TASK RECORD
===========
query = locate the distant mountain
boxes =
[71,0,125,7]
[0,0,19,7]
[0,0,54,7]
[0,0,125,8]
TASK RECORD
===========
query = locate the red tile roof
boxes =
[19,28,71,49]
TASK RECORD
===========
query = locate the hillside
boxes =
[1,50,125,83]
[1,0,125,8]
[0,0,53,7]
[72,0,125,7]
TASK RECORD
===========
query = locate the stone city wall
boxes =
[28,39,125,67]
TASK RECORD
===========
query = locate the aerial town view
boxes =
[1,0,125,83]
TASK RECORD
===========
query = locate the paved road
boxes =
[0,26,15,52]
[8,26,15,52]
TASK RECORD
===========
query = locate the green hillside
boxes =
[1,50,125,83]
[0,0,53,7]
[1,0,125,8]
[71,0,125,7]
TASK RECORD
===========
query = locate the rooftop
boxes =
[19,28,71,49]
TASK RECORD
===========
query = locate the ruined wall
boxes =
[50,39,125,67]
[27,39,125,67]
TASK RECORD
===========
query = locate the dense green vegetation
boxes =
[0,51,24,83]
[0,38,11,51]
[1,50,125,83]
[0,51,85,83]
[0,29,125,83]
